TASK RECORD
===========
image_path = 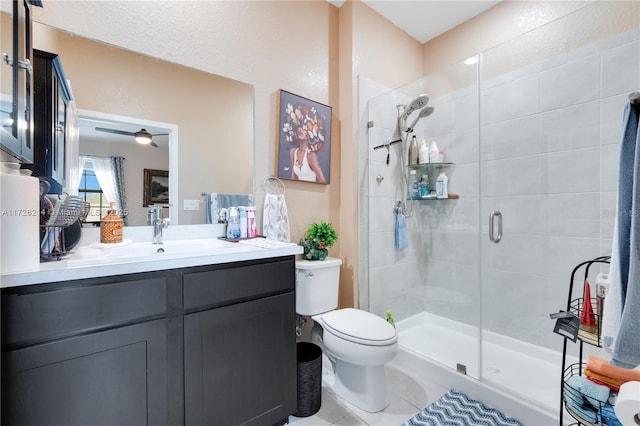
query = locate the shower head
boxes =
[399,94,430,120]
[405,106,434,133]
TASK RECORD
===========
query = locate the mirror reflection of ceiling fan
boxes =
[94,127,168,148]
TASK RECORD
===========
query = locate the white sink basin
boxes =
[68,238,253,264]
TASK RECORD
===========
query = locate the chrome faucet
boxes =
[148,204,169,244]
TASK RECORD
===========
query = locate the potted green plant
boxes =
[300,221,338,261]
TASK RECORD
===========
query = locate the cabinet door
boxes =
[184,293,296,426]
[1,319,168,426]
[0,0,34,162]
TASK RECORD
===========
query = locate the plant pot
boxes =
[302,245,328,261]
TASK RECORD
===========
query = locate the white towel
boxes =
[263,193,290,242]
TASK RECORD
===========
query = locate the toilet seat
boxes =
[321,308,397,346]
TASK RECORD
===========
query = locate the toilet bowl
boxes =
[295,258,398,412]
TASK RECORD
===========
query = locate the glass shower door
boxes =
[478,1,638,411]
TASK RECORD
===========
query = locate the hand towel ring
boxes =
[263,176,285,195]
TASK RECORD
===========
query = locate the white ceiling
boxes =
[330,0,502,44]
[79,117,170,150]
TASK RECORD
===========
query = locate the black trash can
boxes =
[294,342,322,417]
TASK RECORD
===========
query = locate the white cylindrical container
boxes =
[429,140,440,163]
[409,170,419,200]
[0,167,40,274]
[418,139,429,164]
[436,173,449,199]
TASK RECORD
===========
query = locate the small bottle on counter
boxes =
[100,201,123,243]
[226,207,241,239]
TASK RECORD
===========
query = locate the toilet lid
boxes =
[322,308,397,346]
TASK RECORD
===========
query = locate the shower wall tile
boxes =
[429,98,455,138]
[369,196,397,233]
[481,234,543,276]
[540,101,600,153]
[452,162,480,198]
[539,55,600,112]
[541,146,600,194]
[481,114,541,161]
[369,230,395,269]
[481,268,542,343]
[601,94,631,146]
[454,93,479,132]
[426,229,455,263]
[451,127,479,165]
[453,229,480,267]
[600,191,616,240]
[487,195,542,236]
[484,74,539,124]
[601,40,640,98]
[541,236,602,281]
[481,155,542,197]
[600,143,621,192]
[452,196,480,231]
[541,193,600,238]
[368,155,404,198]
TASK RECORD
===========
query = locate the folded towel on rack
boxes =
[566,374,610,407]
[586,355,640,383]
[585,374,621,393]
[263,193,290,242]
[563,381,600,424]
[395,209,408,250]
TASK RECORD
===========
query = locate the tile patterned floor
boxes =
[288,364,450,426]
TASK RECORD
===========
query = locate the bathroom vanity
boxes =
[1,237,301,426]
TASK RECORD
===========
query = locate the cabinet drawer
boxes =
[2,277,167,347]
[183,259,294,311]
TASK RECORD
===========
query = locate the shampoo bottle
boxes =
[429,140,440,163]
[227,207,241,239]
[435,173,448,199]
[100,202,123,244]
[418,139,429,164]
[408,136,419,165]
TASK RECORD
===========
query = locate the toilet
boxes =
[295,257,398,412]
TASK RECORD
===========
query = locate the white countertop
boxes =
[1,225,302,288]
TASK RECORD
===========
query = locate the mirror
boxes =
[31,22,254,226]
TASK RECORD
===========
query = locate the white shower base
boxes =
[396,312,577,413]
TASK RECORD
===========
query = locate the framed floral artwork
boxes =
[275,90,332,184]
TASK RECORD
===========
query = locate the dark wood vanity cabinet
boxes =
[1,256,297,426]
[27,49,73,193]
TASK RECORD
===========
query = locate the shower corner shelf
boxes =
[559,256,613,426]
[408,162,455,171]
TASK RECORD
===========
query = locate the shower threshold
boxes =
[396,312,580,413]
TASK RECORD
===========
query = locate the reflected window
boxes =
[78,167,108,224]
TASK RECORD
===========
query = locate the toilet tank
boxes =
[295,257,342,316]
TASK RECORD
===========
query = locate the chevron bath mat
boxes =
[403,389,523,426]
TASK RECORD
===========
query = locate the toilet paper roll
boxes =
[0,173,40,274]
[615,381,640,425]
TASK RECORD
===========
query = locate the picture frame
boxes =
[275,89,332,184]
[143,169,169,206]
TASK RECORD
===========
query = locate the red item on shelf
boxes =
[580,279,597,332]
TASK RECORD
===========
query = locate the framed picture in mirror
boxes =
[275,90,332,184]
[143,169,169,206]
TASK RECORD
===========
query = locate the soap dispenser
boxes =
[100,202,123,243]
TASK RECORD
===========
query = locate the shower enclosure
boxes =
[362,2,639,414]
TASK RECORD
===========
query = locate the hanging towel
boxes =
[395,209,408,250]
[262,193,290,242]
[603,99,640,368]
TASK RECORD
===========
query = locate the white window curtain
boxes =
[79,155,118,208]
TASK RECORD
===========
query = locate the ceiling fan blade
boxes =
[95,127,136,137]
[150,132,170,137]
[150,140,159,148]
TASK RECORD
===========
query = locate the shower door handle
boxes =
[489,210,502,243]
